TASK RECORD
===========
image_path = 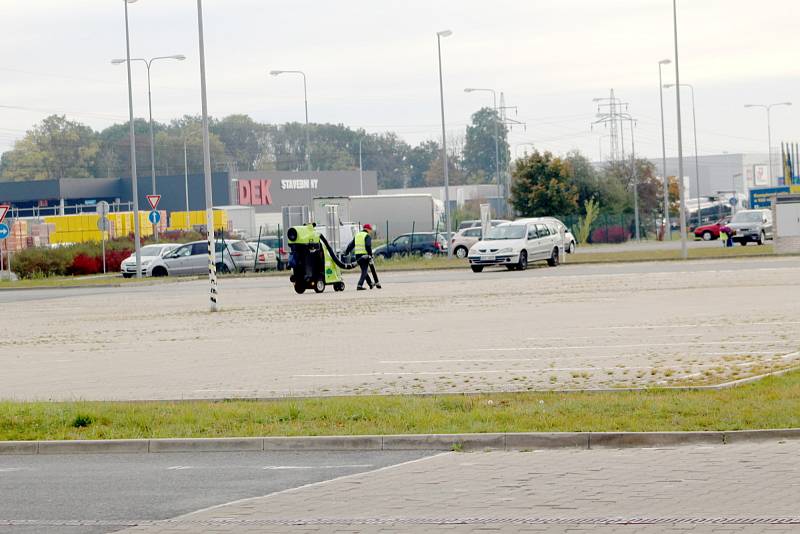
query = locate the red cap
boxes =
[363,224,373,231]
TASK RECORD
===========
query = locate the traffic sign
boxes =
[146,195,161,210]
[0,205,8,224]
[148,210,161,225]
[729,197,738,207]
[97,217,111,232]
[0,223,9,240]
[97,200,110,217]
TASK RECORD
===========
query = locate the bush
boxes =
[68,253,102,276]
[590,225,629,244]
[12,247,74,278]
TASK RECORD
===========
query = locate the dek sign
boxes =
[237,179,273,206]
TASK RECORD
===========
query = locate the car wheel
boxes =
[470,265,483,273]
[293,283,306,294]
[702,231,712,241]
[216,262,230,275]
[517,251,528,271]
[313,279,325,293]
[151,266,167,277]
[277,261,285,272]
[758,231,765,245]
[423,251,434,259]
[739,241,747,246]
[505,265,516,271]
[567,241,575,254]
[547,247,560,267]
[454,246,468,259]
[122,273,133,279]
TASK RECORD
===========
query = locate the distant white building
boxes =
[643,153,771,197]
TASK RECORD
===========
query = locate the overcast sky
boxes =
[0,0,798,163]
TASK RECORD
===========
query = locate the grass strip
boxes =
[2,370,798,441]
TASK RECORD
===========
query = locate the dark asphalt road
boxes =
[1,256,798,304]
[0,450,435,534]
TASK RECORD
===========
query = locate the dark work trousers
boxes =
[356,255,373,288]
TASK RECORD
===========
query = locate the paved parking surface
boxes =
[2,257,800,400]
[110,439,800,533]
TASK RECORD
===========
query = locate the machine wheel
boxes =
[333,282,345,292]
[151,266,167,277]
[547,247,560,267]
[294,283,306,294]
[470,265,484,273]
[313,279,325,293]
[454,246,468,259]
[758,231,765,245]
[517,251,528,271]
[702,231,713,241]
[216,262,230,275]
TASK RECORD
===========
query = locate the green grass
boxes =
[2,370,798,441]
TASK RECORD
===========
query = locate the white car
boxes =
[120,243,178,278]
[468,220,563,272]
[145,240,255,277]
[247,242,278,271]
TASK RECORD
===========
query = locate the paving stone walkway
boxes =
[117,439,800,533]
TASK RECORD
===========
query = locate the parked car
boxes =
[564,228,577,253]
[120,243,178,278]
[728,209,773,245]
[468,219,563,272]
[693,218,730,241]
[458,219,512,231]
[153,240,255,276]
[247,242,278,271]
[249,236,288,270]
[450,227,483,259]
[373,232,447,259]
[527,216,572,254]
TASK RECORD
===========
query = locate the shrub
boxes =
[12,247,73,278]
[104,249,131,272]
[68,253,102,275]
[590,225,629,244]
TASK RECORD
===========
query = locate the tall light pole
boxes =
[358,137,364,195]
[672,0,688,260]
[270,70,310,171]
[744,102,792,185]
[665,83,700,228]
[196,0,218,312]
[437,30,453,257]
[658,59,671,240]
[464,87,501,214]
[121,0,142,277]
[112,54,186,238]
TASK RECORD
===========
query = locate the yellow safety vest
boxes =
[354,231,368,255]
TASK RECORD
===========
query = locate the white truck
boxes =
[312,194,444,240]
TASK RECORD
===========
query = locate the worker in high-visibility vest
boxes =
[344,223,381,290]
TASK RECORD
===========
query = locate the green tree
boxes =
[0,115,100,181]
[510,150,578,217]
[565,150,627,214]
[96,118,159,178]
[424,152,465,186]
[407,140,440,188]
[463,107,509,184]
[210,114,264,172]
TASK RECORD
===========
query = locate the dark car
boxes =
[373,232,447,259]
[248,235,288,270]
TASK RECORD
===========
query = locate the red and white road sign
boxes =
[146,195,162,210]
[0,205,9,224]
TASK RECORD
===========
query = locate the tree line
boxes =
[0,109,511,190]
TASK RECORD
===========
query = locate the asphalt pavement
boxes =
[0,450,433,534]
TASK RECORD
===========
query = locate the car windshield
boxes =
[732,212,763,223]
[486,225,525,240]
[140,245,165,257]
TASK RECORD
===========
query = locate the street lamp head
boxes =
[663,84,675,89]
[464,88,476,93]
[779,102,792,107]
[171,55,187,61]
[437,30,453,37]
[269,70,284,76]
[111,59,126,65]
[125,0,137,3]
[659,59,672,65]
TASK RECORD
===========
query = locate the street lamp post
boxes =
[121,0,142,277]
[437,30,453,257]
[112,54,186,238]
[744,102,792,185]
[658,59,671,240]
[665,83,700,228]
[672,0,688,260]
[270,70,310,171]
[464,87,501,215]
[358,137,364,195]
[196,0,218,312]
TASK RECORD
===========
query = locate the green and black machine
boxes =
[286,223,355,294]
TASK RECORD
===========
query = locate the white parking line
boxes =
[262,464,373,470]
[379,351,782,364]
[488,341,799,352]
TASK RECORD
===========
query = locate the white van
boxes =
[468,219,564,272]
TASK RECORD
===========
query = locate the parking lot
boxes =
[2,256,799,401]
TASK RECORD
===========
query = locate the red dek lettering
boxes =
[238,179,272,206]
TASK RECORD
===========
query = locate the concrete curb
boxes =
[2,429,798,456]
